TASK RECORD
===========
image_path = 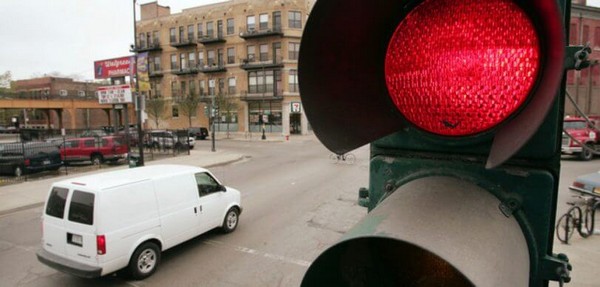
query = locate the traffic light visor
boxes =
[385,0,540,136]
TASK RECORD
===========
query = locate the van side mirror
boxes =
[218,184,227,192]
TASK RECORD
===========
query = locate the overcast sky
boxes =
[1,0,600,82]
[0,0,226,82]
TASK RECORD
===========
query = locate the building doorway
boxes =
[290,113,301,134]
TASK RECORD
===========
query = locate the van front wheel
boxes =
[128,242,160,280]
[221,207,239,233]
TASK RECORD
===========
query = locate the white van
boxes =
[36,164,242,280]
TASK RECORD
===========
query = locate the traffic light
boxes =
[299,0,571,286]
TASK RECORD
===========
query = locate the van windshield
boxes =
[68,190,95,225]
[46,187,69,219]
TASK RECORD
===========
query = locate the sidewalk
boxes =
[0,148,244,216]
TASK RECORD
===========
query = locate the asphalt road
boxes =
[0,136,369,287]
[0,136,598,286]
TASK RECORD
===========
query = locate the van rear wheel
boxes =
[128,242,160,280]
[221,207,239,233]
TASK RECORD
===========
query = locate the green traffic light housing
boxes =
[299,0,571,286]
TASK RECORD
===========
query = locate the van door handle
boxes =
[199,205,203,212]
[194,207,197,214]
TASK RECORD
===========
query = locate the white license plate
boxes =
[71,234,83,246]
[43,160,51,165]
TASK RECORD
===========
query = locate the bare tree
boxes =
[0,71,11,89]
[215,92,238,138]
[179,92,201,128]
[145,98,167,129]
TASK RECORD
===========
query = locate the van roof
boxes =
[53,165,208,190]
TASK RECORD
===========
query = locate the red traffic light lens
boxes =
[385,0,540,136]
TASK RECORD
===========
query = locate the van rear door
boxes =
[42,187,70,256]
[63,190,98,265]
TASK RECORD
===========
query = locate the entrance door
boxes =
[290,113,301,134]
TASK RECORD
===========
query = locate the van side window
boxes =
[45,187,69,218]
[68,190,95,225]
[194,172,220,197]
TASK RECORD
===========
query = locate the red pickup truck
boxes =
[562,116,600,161]
[60,136,128,165]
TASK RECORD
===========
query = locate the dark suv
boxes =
[188,127,209,140]
[0,142,62,177]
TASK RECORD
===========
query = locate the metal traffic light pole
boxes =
[132,0,145,166]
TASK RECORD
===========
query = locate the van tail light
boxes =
[97,235,106,255]
[572,181,585,189]
[24,159,31,166]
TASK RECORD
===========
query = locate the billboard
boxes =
[97,85,133,104]
[94,56,135,79]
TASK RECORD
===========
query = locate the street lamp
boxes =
[132,0,145,166]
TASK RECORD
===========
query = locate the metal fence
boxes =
[0,128,193,186]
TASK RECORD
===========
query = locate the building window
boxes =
[139,33,146,48]
[153,31,159,45]
[209,79,216,95]
[178,26,185,42]
[273,11,282,29]
[227,18,235,35]
[180,53,187,69]
[289,42,300,60]
[228,77,236,94]
[249,70,274,93]
[78,91,86,97]
[172,105,179,118]
[570,23,577,45]
[189,80,197,96]
[197,23,203,38]
[218,78,225,94]
[59,90,68,97]
[208,50,216,66]
[187,25,194,41]
[180,81,187,97]
[289,70,299,93]
[170,28,176,43]
[153,56,161,72]
[171,81,178,98]
[247,15,256,31]
[260,44,268,61]
[200,80,206,95]
[227,47,235,64]
[247,45,256,62]
[169,54,176,70]
[259,13,269,30]
[288,11,302,29]
[207,21,214,37]
[198,51,205,66]
[189,52,196,68]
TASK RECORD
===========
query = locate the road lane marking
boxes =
[203,239,312,267]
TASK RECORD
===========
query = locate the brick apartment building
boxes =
[11,77,112,129]
[567,0,600,116]
[134,0,314,135]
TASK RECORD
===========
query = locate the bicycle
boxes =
[556,195,600,244]
[329,153,356,164]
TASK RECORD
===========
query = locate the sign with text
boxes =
[94,56,135,79]
[97,85,133,104]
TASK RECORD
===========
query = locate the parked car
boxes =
[146,130,195,150]
[37,165,242,279]
[569,171,600,198]
[188,127,209,140]
[562,116,600,161]
[60,136,128,165]
[0,142,62,177]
